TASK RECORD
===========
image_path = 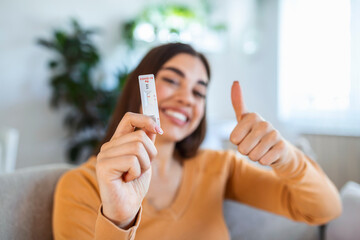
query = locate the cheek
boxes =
[156,83,172,102]
[194,101,206,122]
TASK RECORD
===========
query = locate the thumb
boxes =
[144,123,163,143]
[231,81,247,122]
[146,131,156,143]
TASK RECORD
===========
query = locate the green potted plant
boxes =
[38,19,127,163]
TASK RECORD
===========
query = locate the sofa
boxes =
[0,164,72,240]
[0,164,358,240]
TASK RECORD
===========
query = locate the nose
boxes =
[175,85,195,106]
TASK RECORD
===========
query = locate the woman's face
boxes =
[154,53,209,143]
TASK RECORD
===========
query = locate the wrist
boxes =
[271,140,292,168]
[102,206,138,230]
[271,142,305,178]
[117,215,137,230]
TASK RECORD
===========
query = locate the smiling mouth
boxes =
[162,109,189,125]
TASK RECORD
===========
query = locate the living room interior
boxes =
[0,0,359,240]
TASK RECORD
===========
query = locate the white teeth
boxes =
[164,109,187,122]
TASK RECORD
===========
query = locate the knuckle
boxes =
[101,149,111,159]
[100,141,110,152]
[128,155,139,167]
[272,130,280,141]
[132,142,143,153]
[124,112,133,118]
[153,149,158,158]
[229,131,237,143]
[248,152,258,161]
[259,159,268,165]
[134,163,142,176]
[129,155,137,163]
[270,129,277,137]
[149,147,158,159]
[100,145,105,152]
[136,130,147,142]
[259,157,271,165]
[95,157,107,174]
[142,160,151,171]
[254,121,269,133]
[97,148,110,160]
[248,112,259,121]
[95,155,103,166]
[238,145,248,155]
[266,130,278,142]
[260,121,270,130]
[230,127,243,144]
[253,127,263,136]
[277,140,286,151]
[244,113,253,122]
[96,152,104,162]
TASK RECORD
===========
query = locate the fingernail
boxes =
[233,80,239,85]
[155,126,164,135]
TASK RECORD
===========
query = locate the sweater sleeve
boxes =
[53,168,141,240]
[224,142,342,225]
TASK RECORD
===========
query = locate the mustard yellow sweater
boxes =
[53,146,341,240]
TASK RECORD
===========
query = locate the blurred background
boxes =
[0,0,359,190]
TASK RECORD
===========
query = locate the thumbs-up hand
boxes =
[230,81,289,166]
[96,112,163,229]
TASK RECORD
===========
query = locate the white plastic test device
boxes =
[138,74,161,127]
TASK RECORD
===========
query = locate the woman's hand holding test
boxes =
[230,81,289,166]
[96,112,162,229]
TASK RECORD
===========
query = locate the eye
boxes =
[193,90,206,99]
[162,77,179,85]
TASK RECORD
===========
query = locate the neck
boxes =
[153,136,178,177]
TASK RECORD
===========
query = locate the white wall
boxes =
[207,0,280,123]
[0,0,283,168]
[205,0,295,148]
[0,0,145,168]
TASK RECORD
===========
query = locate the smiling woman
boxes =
[155,54,208,143]
[52,43,342,240]
[96,44,211,159]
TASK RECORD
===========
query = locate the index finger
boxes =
[111,112,163,141]
[231,81,247,122]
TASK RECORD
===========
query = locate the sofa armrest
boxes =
[0,164,73,240]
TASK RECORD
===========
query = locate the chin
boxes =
[158,114,201,143]
[158,125,194,143]
[161,131,189,143]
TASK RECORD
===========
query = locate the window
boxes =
[278,0,360,136]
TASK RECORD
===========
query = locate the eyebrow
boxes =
[161,66,208,87]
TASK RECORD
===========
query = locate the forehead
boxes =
[160,53,209,82]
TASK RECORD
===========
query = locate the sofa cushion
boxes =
[224,200,319,240]
[326,181,360,240]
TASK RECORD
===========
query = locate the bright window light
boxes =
[278,0,360,136]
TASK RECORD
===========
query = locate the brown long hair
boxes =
[94,43,211,160]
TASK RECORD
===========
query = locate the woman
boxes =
[53,43,341,240]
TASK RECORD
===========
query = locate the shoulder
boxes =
[55,156,100,203]
[53,157,101,238]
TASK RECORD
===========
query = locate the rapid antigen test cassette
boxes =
[138,74,161,127]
